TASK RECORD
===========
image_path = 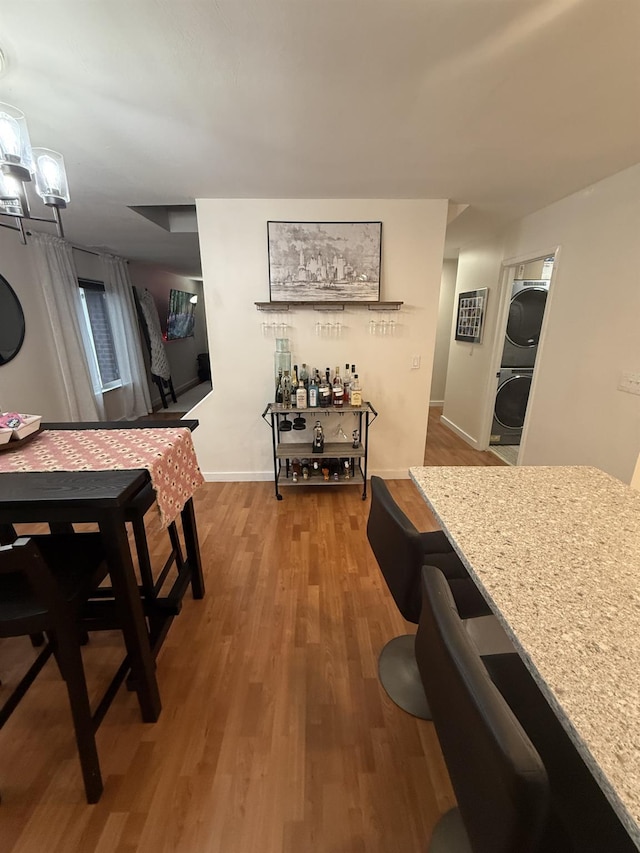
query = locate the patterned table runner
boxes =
[0,428,204,527]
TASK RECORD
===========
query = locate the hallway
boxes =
[424,406,505,467]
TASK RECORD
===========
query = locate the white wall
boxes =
[443,163,640,483]
[192,199,448,480]
[506,165,640,481]
[430,259,457,404]
[0,228,69,419]
[442,239,505,447]
[128,263,208,407]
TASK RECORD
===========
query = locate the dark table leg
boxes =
[181,498,205,599]
[99,513,161,722]
[0,524,17,545]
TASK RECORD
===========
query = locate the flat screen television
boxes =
[166,288,196,340]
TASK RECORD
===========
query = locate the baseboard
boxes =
[429,400,444,407]
[369,469,411,479]
[201,471,274,482]
[439,415,480,449]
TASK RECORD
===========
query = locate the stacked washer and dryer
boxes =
[490,278,550,446]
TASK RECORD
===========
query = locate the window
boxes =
[78,278,121,391]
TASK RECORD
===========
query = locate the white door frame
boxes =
[478,245,562,453]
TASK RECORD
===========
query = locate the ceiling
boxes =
[1,0,638,275]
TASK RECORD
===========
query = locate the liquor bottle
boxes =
[350,374,362,407]
[343,362,351,404]
[301,458,310,479]
[291,458,301,483]
[282,370,292,408]
[308,371,319,407]
[275,370,283,406]
[342,458,351,479]
[319,369,332,408]
[292,365,298,390]
[296,380,307,409]
[312,420,325,453]
[299,363,309,387]
[332,365,344,407]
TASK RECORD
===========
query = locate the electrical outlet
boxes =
[618,371,640,396]
[412,355,421,369]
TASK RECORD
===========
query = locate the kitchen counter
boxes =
[409,464,640,847]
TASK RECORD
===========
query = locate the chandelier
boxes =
[0,102,70,243]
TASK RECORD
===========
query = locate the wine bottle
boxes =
[275,370,283,406]
[292,365,298,390]
[350,374,362,407]
[332,365,344,407]
[299,363,309,387]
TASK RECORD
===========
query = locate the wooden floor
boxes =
[0,414,499,852]
[424,406,505,467]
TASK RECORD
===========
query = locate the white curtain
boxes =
[30,232,104,420]
[101,254,152,419]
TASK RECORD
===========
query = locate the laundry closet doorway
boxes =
[482,249,558,465]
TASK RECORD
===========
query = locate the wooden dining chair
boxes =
[0,533,110,803]
[49,483,186,645]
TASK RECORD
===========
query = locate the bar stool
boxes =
[366,476,494,719]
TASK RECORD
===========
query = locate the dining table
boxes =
[409,464,640,849]
[0,420,206,725]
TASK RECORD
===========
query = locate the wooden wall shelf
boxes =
[255,301,403,312]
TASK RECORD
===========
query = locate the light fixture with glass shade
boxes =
[0,102,70,243]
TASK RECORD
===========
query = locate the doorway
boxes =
[488,253,555,465]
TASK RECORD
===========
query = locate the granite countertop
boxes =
[409,465,640,847]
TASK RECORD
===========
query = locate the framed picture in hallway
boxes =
[455,288,488,343]
[267,221,382,302]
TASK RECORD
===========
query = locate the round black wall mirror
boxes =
[0,273,26,365]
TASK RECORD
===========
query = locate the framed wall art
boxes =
[166,288,196,340]
[455,288,488,343]
[267,221,382,302]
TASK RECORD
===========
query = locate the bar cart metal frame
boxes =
[262,402,378,500]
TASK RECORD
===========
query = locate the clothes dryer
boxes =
[490,368,533,446]
[500,279,549,368]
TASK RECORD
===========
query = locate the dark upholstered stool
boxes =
[416,567,563,852]
[366,476,492,718]
[418,567,637,852]
[483,654,637,852]
[0,534,110,803]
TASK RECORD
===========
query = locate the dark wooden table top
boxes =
[41,420,199,432]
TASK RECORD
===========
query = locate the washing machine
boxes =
[490,368,533,445]
[500,279,549,368]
